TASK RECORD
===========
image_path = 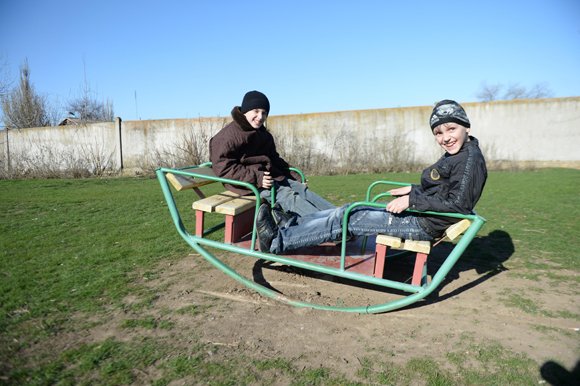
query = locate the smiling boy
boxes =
[256,99,488,254]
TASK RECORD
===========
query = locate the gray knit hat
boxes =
[429,100,471,129]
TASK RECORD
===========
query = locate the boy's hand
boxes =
[386,196,409,214]
[262,171,273,189]
[388,186,412,196]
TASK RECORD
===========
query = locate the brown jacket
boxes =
[209,107,297,195]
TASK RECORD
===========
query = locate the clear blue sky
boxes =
[1,0,579,121]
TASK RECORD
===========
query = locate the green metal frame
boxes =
[156,164,486,313]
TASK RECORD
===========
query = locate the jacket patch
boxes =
[430,168,441,180]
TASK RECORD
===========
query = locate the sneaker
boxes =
[257,203,278,252]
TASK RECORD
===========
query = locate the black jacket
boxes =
[409,136,487,238]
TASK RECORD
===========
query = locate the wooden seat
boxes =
[166,167,215,191]
[192,191,256,244]
[374,219,472,286]
[166,167,256,244]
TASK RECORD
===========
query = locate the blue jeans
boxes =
[270,204,433,254]
[260,178,335,217]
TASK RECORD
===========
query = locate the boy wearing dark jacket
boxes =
[210,90,334,218]
[256,99,487,254]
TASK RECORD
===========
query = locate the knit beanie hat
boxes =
[241,90,270,114]
[429,100,471,129]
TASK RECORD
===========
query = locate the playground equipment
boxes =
[156,163,486,313]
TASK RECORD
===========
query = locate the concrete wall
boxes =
[1,97,579,174]
[465,97,580,162]
[268,104,438,165]
[121,117,227,170]
[1,119,120,174]
[268,97,580,165]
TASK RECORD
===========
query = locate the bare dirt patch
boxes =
[36,236,575,384]
[116,242,580,382]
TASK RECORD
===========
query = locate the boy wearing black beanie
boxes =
[210,90,335,219]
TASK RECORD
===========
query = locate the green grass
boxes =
[1,169,579,385]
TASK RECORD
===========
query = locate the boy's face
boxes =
[432,122,470,155]
[244,108,268,129]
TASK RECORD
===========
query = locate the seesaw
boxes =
[156,163,485,313]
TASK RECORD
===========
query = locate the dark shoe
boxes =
[257,203,278,252]
[271,206,296,228]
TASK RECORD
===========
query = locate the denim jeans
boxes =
[270,204,433,254]
[260,178,335,217]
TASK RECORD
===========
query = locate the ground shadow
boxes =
[386,229,514,311]
[422,229,514,303]
[540,360,580,386]
[250,229,514,310]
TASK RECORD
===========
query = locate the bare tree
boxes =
[526,82,554,99]
[476,82,503,102]
[0,55,11,99]
[67,94,114,122]
[503,83,528,100]
[1,59,51,129]
[67,64,114,122]
[476,81,554,102]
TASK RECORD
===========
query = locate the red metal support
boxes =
[195,210,205,237]
[411,252,428,286]
[374,244,387,278]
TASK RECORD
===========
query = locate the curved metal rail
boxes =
[156,166,486,313]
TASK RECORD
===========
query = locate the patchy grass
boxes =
[1,168,579,385]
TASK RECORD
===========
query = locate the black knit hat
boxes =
[429,100,471,129]
[241,90,270,114]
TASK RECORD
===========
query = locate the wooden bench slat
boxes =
[400,240,431,254]
[444,219,472,241]
[375,234,402,248]
[166,172,196,191]
[192,191,239,212]
[192,190,257,216]
[167,167,216,191]
[168,165,259,244]
[375,218,473,250]
[215,195,256,216]
[373,218,473,285]
[375,235,430,253]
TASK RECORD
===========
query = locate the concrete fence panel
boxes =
[2,97,579,175]
[3,120,118,175]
